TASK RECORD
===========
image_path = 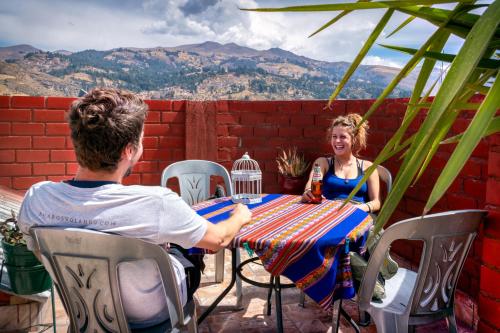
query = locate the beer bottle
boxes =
[311,163,323,204]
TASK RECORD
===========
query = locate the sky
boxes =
[0,0,468,68]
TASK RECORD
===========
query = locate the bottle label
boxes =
[312,165,322,182]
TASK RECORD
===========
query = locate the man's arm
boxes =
[195,203,252,251]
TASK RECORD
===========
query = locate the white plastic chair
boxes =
[161,160,242,306]
[30,227,197,333]
[358,210,486,333]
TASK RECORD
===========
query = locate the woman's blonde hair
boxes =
[329,113,369,155]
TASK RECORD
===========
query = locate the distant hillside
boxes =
[0,42,414,99]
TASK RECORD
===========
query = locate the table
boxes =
[194,194,373,331]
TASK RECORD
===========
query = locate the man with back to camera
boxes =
[18,87,252,329]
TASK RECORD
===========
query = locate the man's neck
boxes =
[74,167,124,183]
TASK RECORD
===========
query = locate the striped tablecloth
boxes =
[193,193,373,310]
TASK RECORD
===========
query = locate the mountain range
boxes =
[0,42,415,100]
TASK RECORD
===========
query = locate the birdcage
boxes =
[231,152,262,204]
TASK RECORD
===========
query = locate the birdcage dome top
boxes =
[232,152,261,175]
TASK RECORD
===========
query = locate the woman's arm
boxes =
[356,160,381,213]
[302,157,329,202]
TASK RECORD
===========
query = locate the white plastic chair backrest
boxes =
[161,160,232,206]
[30,227,192,333]
[377,165,392,194]
[358,210,486,317]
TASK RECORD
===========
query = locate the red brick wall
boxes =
[0,96,186,188]
[478,133,500,332]
[0,95,494,314]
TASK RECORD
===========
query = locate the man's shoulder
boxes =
[118,185,174,197]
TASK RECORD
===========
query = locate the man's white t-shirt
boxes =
[18,181,208,328]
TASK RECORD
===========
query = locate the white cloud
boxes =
[362,56,404,69]
[0,0,463,65]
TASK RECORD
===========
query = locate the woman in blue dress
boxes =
[302,113,381,214]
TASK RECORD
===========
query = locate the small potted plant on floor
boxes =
[276,147,310,195]
[0,211,51,295]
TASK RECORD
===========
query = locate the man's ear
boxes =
[123,143,135,161]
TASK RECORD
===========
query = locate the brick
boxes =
[302,100,327,113]
[488,151,500,178]
[482,236,500,268]
[33,136,65,149]
[448,193,477,210]
[171,149,184,161]
[218,137,239,148]
[122,173,141,185]
[162,111,185,123]
[142,149,168,161]
[461,158,483,178]
[33,109,66,122]
[0,150,14,163]
[158,137,184,149]
[0,109,31,121]
[167,124,184,136]
[0,136,31,149]
[217,125,228,136]
[46,97,75,110]
[11,96,44,109]
[0,123,10,135]
[464,178,486,199]
[17,150,49,162]
[290,115,315,126]
[33,163,65,176]
[478,320,499,333]
[0,177,11,188]
[278,127,302,137]
[145,99,171,111]
[145,111,160,123]
[480,265,500,298]
[228,125,253,136]
[478,294,500,329]
[0,164,31,176]
[66,139,74,149]
[265,115,290,126]
[172,100,185,111]
[486,178,500,206]
[142,137,158,148]
[50,150,76,162]
[217,114,239,125]
[472,140,489,158]
[134,161,158,173]
[276,101,301,113]
[13,176,46,190]
[12,123,45,135]
[254,126,278,137]
[253,148,278,161]
[240,113,267,125]
[228,100,255,112]
[0,96,10,108]
[143,124,169,136]
[46,123,70,136]
[66,163,79,175]
[141,173,161,185]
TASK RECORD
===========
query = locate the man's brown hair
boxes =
[68,88,148,172]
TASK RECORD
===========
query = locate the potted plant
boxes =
[0,211,51,295]
[276,147,311,195]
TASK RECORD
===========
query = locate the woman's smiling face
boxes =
[330,126,353,156]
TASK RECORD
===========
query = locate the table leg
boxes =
[266,275,274,316]
[274,275,284,333]
[51,284,56,333]
[197,248,239,324]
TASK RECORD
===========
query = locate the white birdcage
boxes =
[231,152,262,204]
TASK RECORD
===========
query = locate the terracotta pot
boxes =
[278,174,307,195]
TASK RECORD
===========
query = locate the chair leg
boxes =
[331,299,341,333]
[299,291,306,308]
[446,313,458,333]
[235,249,243,309]
[358,308,371,326]
[187,308,198,333]
[214,249,224,283]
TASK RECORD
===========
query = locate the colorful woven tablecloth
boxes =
[193,194,372,309]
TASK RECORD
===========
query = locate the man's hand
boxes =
[231,203,252,226]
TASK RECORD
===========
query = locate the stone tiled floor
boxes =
[45,250,476,332]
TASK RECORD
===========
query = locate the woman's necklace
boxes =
[335,156,353,184]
